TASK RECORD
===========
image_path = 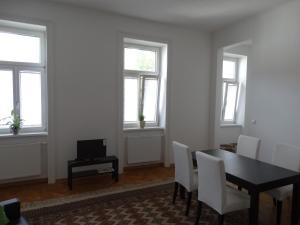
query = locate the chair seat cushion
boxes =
[0,205,9,225]
[223,187,250,214]
[267,185,292,201]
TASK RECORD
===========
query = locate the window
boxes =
[0,22,46,133]
[123,42,160,127]
[221,57,239,123]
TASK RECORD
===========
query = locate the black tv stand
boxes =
[67,156,118,190]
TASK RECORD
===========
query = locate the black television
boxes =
[77,139,106,160]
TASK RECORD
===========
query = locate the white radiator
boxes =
[0,143,42,180]
[127,132,162,164]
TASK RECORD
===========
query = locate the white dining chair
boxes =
[195,151,250,225]
[172,141,197,216]
[266,143,300,225]
[236,135,261,191]
[236,135,261,159]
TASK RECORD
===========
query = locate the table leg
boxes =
[291,182,300,225]
[116,159,119,181]
[249,191,259,225]
[179,185,186,199]
[68,166,72,190]
[112,161,115,179]
[113,159,119,182]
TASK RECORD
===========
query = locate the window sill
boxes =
[124,127,164,132]
[220,124,243,128]
[0,132,48,139]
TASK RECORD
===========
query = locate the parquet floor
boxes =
[0,166,173,202]
[0,166,297,225]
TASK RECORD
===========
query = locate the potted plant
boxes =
[139,114,145,129]
[7,110,23,135]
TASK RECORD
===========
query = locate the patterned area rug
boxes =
[24,183,248,225]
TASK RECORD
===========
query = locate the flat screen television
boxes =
[77,139,106,160]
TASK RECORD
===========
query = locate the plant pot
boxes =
[11,127,19,135]
[139,121,145,129]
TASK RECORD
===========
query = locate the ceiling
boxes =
[45,0,289,30]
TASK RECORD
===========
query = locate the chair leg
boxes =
[276,200,282,225]
[185,192,192,216]
[248,208,251,225]
[194,201,202,225]
[172,182,179,204]
[218,214,224,225]
[238,186,242,191]
[273,198,277,206]
[180,185,186,199]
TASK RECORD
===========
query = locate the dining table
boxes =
[192,149,300,225]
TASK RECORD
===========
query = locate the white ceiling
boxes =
[46,0,289,30]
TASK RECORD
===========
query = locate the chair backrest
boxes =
[272,143,300,172]
[173,141,194,191]
[196,151,226,214]
[236,135,261,159]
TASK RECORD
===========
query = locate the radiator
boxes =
[0,143,42,180]
[127,133,162,164]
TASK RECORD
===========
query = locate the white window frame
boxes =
[123,43,161,128]
[0,25,47,134]
[124,43,160,75]
[221,56,239,124]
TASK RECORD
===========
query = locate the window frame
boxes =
[124,43,160,75]
[0,25,47,134]
[222,56,238,82]
[0,25,46,66]
[123,43,161,128]
[221,56,240,124]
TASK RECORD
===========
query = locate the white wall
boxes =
[225,44,250,56]
[211,0,300,162]
[0,0,211,179]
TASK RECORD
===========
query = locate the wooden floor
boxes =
[0,166,174,203]
[0,166,297,225]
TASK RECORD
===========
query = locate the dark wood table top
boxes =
[192,149,300,192]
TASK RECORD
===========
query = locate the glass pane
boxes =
[20,71,42,127]
[222,60,236,79]
[0,70,13,129]
[124,77,138,122]
[124,47,156,72]
[143,79,158,122]
[224,84,238,121]
[0,32,41,63]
